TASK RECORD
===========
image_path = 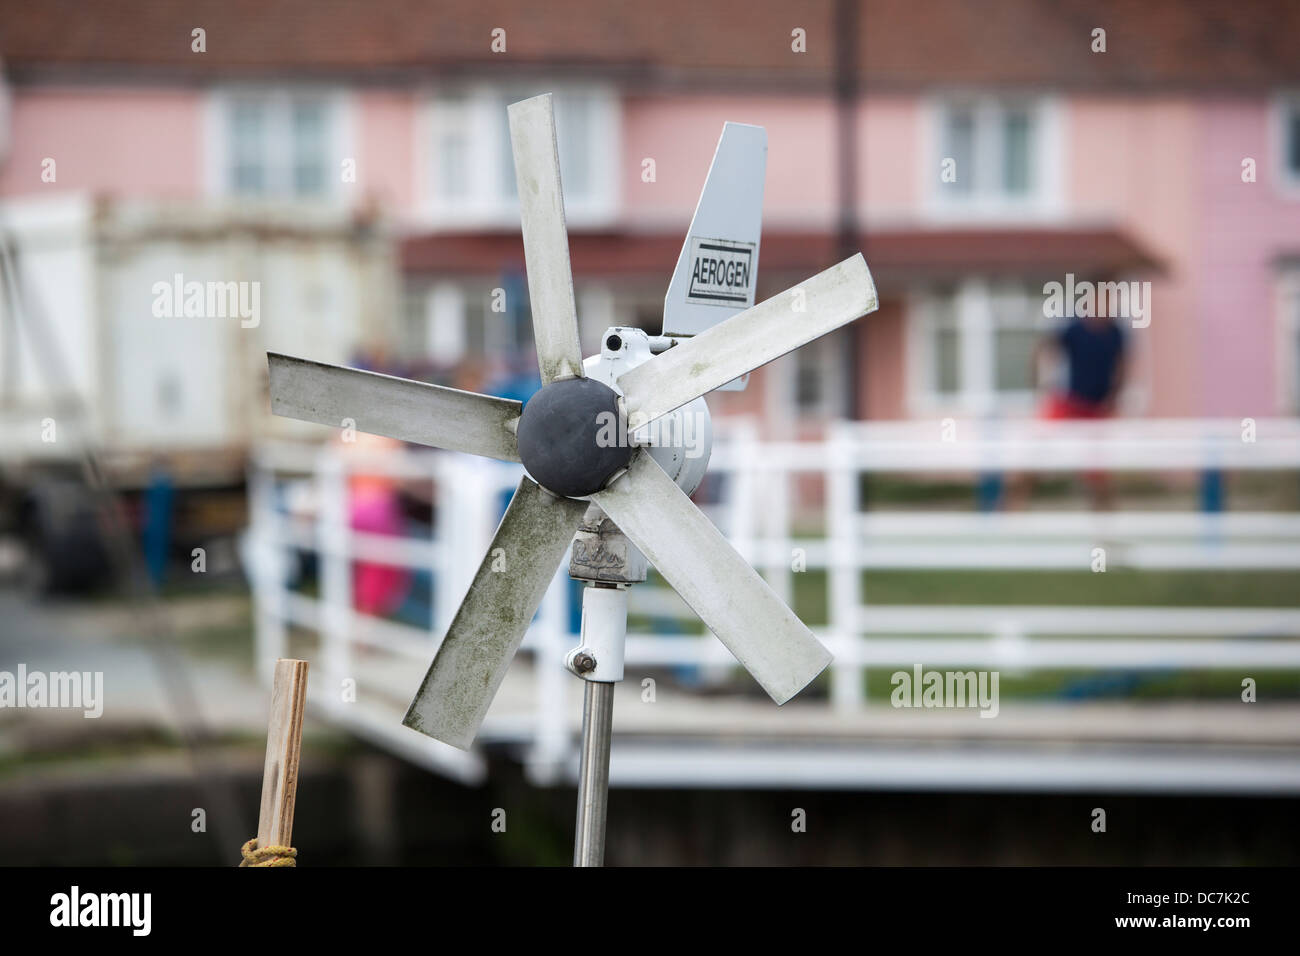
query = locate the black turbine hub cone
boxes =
[516,377,631,498]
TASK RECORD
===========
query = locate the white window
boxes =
[790,331,846,418]
[209,89,348,198]
[990,283,1042,393]
[421,85,620,227]
[1275,94,1300,194]
[927,97,1061,219]
[403,280,539,366]
[909,279,1051,414]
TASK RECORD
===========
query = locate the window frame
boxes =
[922,94,1064,222]
[206,86,352,200]
[906,278,1054,416]
[989,281,1045,395]
[415,82,621,229]
[788,330,847,420]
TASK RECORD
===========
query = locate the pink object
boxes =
[349,487,410,616]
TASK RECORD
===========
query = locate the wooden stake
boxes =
[256,658,310,850]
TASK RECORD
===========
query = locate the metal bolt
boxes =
[572,651,598,674]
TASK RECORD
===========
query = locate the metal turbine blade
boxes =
[268,352,522,462]
[619,253,878,427]
[508,93,584,385]
[404,477,588,749]
[592,450,832,704]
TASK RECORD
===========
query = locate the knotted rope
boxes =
[239,838,297,867]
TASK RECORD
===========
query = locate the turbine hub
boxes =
[516,377,631,498]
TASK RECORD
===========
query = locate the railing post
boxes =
[766,457,793,607]
[529,570,570,786]
[728,419,758,562]
[316,447,352,712]
[1200,469,1224,513]
[715,419,758,688]
[432,455,462,637]
[827,421,863,712]
[247,453,287,686]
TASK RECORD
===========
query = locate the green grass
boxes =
[863,568,1300,608]
[859,471,1300,510]
[786,568,1300,626]
[863,668,1299,701]
[788,567,1300,701]
[0,726,358,781]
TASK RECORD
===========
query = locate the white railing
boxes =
[242,417,1300,788]
[814,418,1300,712]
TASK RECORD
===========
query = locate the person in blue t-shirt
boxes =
[1041,314,1128,418]
[1008,312,1129,510]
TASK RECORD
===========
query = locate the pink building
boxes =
[3,0,1299,430]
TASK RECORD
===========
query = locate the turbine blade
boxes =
[620,253,877,427]
[403,478,587,749]
[592,450,831,704]
[268,352,521,462]
[508,93,584,384]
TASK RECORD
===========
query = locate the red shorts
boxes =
[1041,393,1111,420]
[1040,393,1111,487]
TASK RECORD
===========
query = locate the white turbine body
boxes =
[583,326,712,498]
[266,93,879,751]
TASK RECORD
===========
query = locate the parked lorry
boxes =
[0,192,399,590]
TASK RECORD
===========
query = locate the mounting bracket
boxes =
[565,506,641,865]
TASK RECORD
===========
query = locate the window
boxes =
[1002,108,1034,194]
[788,330,847,418]
[230,100,266,193]
[929,287,961,395]
[401,287,435,358]
[911,279,1049,413]
[423,85,619,226]
[291,100,328,195]
[1276,95,1300,192]
[1289,107,1300,179]
[929,97,1058,218]
[943,107,976,197]
[213,89,344,198]
[991,284,1040,392]
[794,351,821,409]
[432,94,472,199]
[404,280,541,366]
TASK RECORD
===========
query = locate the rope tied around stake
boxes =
[243,658,309,869]
[239,838,297,867]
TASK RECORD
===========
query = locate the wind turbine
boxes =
[267,93,878,865]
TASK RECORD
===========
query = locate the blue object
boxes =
[1058,318,1125,404]
[142,465,174,586]
[489,369,542,405]
[1200,469,1224,513]
[977,472,1003,512]
[1061,671,1150,699]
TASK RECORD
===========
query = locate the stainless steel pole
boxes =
[573,679,615,866]
[568,513,635,868]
